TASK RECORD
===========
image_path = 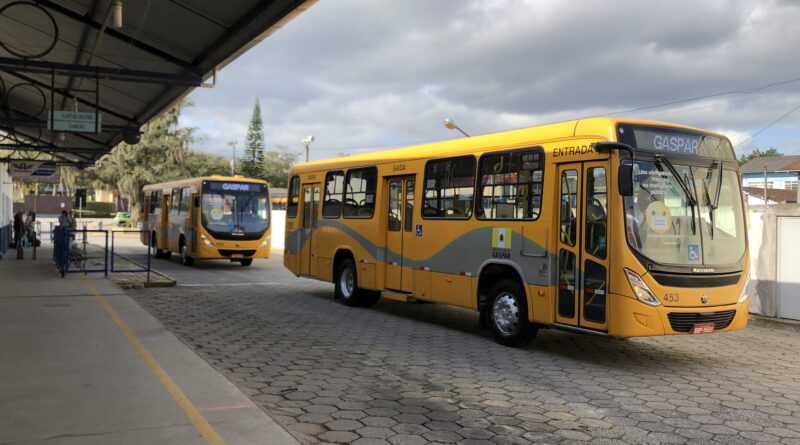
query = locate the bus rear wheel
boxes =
[335,258,380,307]
[488,278,537,347]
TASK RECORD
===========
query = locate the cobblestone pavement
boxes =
[131,277,800,445]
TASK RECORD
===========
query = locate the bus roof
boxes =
[141,175,268,192]
[290,117,728,174]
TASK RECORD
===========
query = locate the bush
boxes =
[85,201,115,217]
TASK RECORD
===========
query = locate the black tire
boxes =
[179,239,194,266]
[239,258,253,266]
[336,257,378,306]
[488,278,537,347]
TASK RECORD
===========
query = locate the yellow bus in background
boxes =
[283,118,750,346]
[141,176,271,266]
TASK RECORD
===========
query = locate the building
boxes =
[741,155,800,205]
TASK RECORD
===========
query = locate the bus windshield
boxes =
[201,181,269,237]
[624,160,745,267]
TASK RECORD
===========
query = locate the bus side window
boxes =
[180,187,191,214]
[343,167,377,218]
[477,148,544,220]
[323,171,344,218]
[423,156,475,219]
[170,188,181,215]
[287,176,300,218]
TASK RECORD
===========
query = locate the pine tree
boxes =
[242,99,265,178]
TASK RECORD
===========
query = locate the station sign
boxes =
[10,161,60,183]
[48,110,102,133]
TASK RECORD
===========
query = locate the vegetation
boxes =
[241,99,265,179]
[738,147,782,166]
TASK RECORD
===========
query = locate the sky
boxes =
[181,0,800,161]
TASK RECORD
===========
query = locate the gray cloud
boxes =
[183,0,800,158]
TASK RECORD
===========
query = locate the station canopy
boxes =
[0,0,315,167]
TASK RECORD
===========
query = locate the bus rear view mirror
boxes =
[619,162,633,197]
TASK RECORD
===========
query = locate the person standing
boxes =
[13,211,23,249]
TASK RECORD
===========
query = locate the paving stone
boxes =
[132,271,800,445]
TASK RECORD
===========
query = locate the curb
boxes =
[748,315,800,333]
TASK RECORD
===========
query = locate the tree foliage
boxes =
[263,145,299,187]
[241,99,265,179]
[738,147,783,166]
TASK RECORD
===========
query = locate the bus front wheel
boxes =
[179,240,194,266]
[239,258,253,266]
[488,278,537,347]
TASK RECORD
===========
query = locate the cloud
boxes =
[184,0,800,159]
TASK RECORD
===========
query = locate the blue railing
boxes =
[57,228,108,277]
[110,230,152,282]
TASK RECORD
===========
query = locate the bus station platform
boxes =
[0,247,299,445]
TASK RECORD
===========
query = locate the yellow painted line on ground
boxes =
[81,277,227,445]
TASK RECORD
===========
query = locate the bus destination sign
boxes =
[618,124,736,160]
[204,182,264,193]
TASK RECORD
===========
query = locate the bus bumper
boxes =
[608,293,749,337]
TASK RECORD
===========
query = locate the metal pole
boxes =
[764,166,768,204]
[304,142,309,163]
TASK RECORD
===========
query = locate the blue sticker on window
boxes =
[416,224,423,236]
[688,244,700,261]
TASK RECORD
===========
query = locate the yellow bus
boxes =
[141,176,271,266]
[284,118,749,346]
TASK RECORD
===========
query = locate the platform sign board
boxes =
[10,161,60,183]
[48,110,102,133]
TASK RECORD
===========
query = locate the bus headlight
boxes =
[200,234,215,247]
[738,276,750,304]
[624,268,661,307]
[259,236,270,248]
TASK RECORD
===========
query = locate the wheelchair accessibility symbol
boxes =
[688,244,700,261]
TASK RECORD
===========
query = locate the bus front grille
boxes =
[667,310,736,333]
[218,249,256,257]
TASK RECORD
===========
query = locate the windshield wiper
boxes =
[655,155,697,234]
[704,162,724,239]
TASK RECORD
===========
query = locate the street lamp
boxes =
[443,118,470,137]
[302,135,315,162]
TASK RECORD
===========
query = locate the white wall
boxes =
[1,163,13,252]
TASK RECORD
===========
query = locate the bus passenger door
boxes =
[555,162,609,332]
[300,184,321,276]
[159,193,170,251]
[385,176,415,292]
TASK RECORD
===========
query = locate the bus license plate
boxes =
[231,253,244,259]
[692,323,715,334]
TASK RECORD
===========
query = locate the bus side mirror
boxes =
[619,162,633,197]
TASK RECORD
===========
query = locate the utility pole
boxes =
[228,140,237,175]
[302,135,315,163]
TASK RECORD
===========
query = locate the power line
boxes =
[734,101,800,148]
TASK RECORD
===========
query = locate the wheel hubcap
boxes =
[340,267,354,298]
[493,293,519,335]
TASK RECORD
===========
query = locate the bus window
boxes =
[150,190,161,214]
[585,167,607,259]
[423,156,475,219]
[287,176,300,218]
[323,171,344,218]
[388,180,402,231]
[404,179,415,232]
[170,188,181,215]
[477,148,544,220]
[560,170,577,246]
[343,167,377,218]
[180,187,191,214]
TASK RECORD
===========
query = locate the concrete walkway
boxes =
[0,247,299,445]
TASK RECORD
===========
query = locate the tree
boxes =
[179,151,231,177]
[83,100,196,212]
[241,99,265,179]
[263,145,299,187]
[739,147,782,166]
